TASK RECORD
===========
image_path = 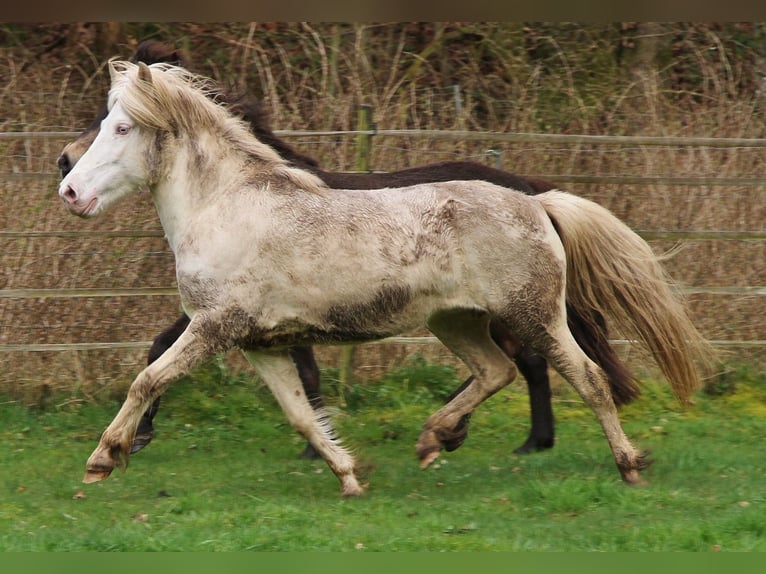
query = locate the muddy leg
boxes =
[437,321,555,455]
[243,350,363,497]
[436,319,520,453]
[83,313,224,483]
[544,325,651,484]
[417,309,518,468]
[437,357,556,455]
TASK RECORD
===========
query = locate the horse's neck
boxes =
[151,179,195,253]
[150,139,248,252]
[148,131,326,253]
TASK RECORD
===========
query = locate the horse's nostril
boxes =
[62,186,78,204]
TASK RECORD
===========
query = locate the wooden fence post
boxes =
[355,104,374,172]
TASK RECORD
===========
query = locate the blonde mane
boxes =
[107,60,326,194]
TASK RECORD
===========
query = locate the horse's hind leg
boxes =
[542,323,650,484]
[513,350,555,454]
[243,349,363,497]
[488,321,555,454]
[418,309,518,468]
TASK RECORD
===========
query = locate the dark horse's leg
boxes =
[511,351,555,453]
[439,321,555,454]
[288,346,324,459]
[131,314,191,453]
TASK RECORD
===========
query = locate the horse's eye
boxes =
[116,124,131,135]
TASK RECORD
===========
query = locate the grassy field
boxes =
[1,24,764,554]
[1,357,765,552]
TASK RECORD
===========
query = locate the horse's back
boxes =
[364,179,556,241]
[333,180,567,301]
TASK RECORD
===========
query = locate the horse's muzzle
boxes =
[59,185,97,217]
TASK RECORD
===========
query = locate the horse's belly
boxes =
[267,282,435,345]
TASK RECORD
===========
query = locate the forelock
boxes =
[107,60,221,133]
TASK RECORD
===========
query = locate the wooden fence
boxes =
[1,126,765,394]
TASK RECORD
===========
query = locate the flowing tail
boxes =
[536,190,715,403]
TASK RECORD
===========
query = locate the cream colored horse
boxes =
[59,61,713,497]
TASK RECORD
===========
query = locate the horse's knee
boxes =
[126,370,160,404]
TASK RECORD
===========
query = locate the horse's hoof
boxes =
[416,428,443,468]
[82,469,112,483]
[621,470,648,486]
[298,443,321,460]
[419,449,441,470]
[84,441,129,484]
[130,431,155,454]
[513,436,555,455]
[341,480,367,498]
[619,451,653,485]
[339,472,367,497]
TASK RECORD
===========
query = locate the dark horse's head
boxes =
[57,39,318,178]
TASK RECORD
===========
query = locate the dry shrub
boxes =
[1,22,765,404]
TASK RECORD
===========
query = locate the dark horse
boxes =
[58,41,639,459]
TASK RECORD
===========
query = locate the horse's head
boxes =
[57,126,98,179]
[58,62,156,218]
[57,41,189,179]
[59,59,325,218]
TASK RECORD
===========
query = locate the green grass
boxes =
[1,358,765,551]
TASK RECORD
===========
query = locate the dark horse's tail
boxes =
[536,191,715,404]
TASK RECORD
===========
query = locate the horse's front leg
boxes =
[83,313,225,483]
[242,349,364,497]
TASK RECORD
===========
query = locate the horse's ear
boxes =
[137,62,153,85]
[108,58,123,82]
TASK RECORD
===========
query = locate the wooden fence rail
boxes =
[2,126,764,359]
[7,128,766,186]
[6,128,766,147]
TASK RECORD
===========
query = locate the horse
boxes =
[58,61,713,496]
[58,40,638,460]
